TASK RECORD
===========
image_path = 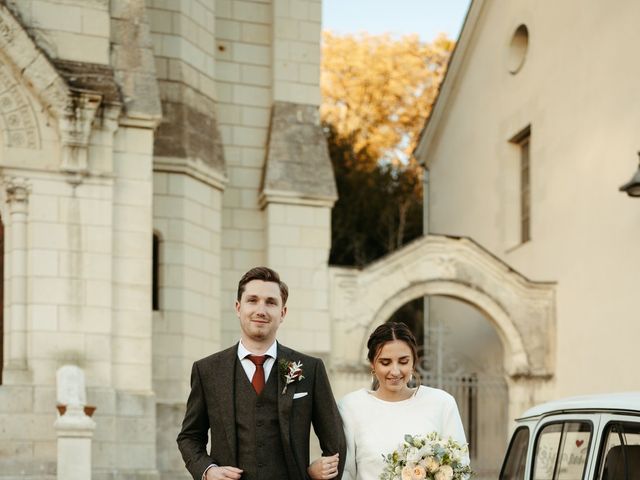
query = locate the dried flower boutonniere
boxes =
[279,359,304,394]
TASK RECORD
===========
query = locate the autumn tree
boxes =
[322,32,454,267]
[322,32,453,171]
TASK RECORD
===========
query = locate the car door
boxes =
[593,414,640,480]
[500,421,537,480]
[530,414,600,480]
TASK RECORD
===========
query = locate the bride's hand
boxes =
[307,453,340,480]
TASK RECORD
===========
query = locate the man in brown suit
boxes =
[177,267,346,480]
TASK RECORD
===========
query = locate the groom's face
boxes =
[235,279,287,345]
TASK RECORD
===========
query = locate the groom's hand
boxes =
[205,466,243,480]
[307,453,340,480]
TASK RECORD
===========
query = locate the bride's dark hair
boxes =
[367,322,421,390]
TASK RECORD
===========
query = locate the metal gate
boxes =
[416,369,508,479]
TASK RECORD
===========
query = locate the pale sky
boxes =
[322,0,471,41]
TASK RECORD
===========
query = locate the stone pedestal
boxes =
[54,365,96,480]
[54,405,96,480]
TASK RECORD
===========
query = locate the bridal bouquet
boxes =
[380,433,472,480]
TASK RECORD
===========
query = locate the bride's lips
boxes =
[386,377,404,383]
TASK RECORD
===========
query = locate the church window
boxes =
[509,126,531,244]
[152,233,160,311]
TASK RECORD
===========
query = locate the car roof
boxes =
[518,392,640,419]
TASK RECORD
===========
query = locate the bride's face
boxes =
[371,339,414,395]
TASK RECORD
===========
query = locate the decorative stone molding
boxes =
[59,92,102,173]
[0,62,40,149]
[0,4,71,121]
[0,4,129,179]
[329,234,556,379]
[5,176,30,216]
[261,101,337,208]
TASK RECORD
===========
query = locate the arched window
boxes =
[152,233,160,311]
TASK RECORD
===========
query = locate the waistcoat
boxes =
[234,358,290,480]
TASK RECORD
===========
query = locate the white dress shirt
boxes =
[237,339,278,381]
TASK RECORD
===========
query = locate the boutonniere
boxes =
[279,359,304,394]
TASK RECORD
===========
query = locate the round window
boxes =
[508,24,529,74]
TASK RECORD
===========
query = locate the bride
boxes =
[308,322,469,480]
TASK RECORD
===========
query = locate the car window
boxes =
[532,421,591,480]
[598,421,640,480]
[500,426,530,480]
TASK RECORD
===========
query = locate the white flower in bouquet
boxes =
[435,465,454,480]
[401,466,413,480]
[407,449,423,464]
[412,465,427,480]
[380,433,472,480]
[423,457,439,473]
[418,445,433,458]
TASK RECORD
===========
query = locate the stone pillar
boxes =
[4,177,30,376]
[260,103,337,355]
[54,365,96,480]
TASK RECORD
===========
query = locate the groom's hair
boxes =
[237,266,289,305]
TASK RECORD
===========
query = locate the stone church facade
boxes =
[0,1,335,479]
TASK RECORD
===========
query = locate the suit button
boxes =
[257,420,263,426]
[258,463,264,468]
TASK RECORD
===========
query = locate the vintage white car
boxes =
[499,392,640,480]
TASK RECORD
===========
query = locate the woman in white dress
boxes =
[308,322,468,480]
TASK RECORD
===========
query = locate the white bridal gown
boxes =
[338,385,469,480]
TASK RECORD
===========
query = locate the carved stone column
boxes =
[4,177,30,377]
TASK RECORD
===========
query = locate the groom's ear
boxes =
[235,299,241,316]
[280,305,288,320]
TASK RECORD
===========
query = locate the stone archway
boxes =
[328,234,556,418]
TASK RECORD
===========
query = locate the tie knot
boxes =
[247,354,267,366]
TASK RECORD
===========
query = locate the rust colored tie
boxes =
[247,355,267,394]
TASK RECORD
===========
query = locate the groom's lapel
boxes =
[277,343,299,477]
[213,345,238,463]
[277,344,296,436]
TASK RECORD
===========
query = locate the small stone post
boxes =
[54,365,96,480]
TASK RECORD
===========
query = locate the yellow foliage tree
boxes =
[321,32,454,172]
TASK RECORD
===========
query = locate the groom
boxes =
[177,266,346,480]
